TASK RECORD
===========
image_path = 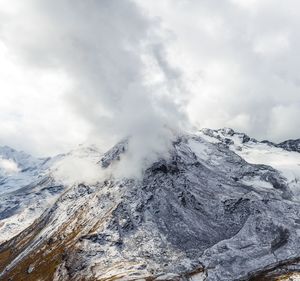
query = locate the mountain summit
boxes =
[0,129,300,281]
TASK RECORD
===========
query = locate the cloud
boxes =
[0,0,187,177]
[0,157,19,175]
[136,0,300,142]
[51,146,104,185]
[1,0,300,170]
[0,38,88,156]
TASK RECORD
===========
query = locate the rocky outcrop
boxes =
[278,139,300,153]
[0,131,300,280]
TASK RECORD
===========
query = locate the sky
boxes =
[0,0,300,157]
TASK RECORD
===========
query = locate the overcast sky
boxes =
[0,0,300,156]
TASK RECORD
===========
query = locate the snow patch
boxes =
[241,177,274,190]
[189,272,206,281]
[234,143,300,179]
[231,142,300,197]
[188,139,211,161]
[197,131,220,144]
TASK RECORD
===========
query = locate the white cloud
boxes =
[0,0,300,163]
[51,152,102,186]
[0,41,88,156]
[253,33,290,56]
[136,0,300,142]
[0,157,19,175]
[269,104,300,140]
[0,0,188,179]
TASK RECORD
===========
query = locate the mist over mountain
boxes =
[0,0,188,159]
[1,1,300,280]
[0,128,300,281]
[1,0,300,156]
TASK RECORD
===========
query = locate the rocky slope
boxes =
[0,129,300,281]
[0,146,66,244]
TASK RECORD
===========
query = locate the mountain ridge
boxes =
[0,129,300,281]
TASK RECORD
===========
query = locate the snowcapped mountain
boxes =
[0,129,300,281]
[0,145,49,194]
[0,146,66,244]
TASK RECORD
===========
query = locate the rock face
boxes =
[0,129,300,281]
[278,139,300,153]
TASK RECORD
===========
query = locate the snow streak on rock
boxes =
[0,129,300,280]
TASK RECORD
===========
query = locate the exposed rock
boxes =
[27,264,34,274]
[278,139,300,153]
[0,129,300,280]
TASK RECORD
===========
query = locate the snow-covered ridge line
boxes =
[0,145,50,194]
[200,127,300,152]
[200,128,300,200]
[1,129,300,280]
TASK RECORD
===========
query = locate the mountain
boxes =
[0,129,300,281]
[278,139,300,153]
[0,146,66,244]
[0,145,49,194]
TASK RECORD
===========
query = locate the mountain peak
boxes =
[0,130,300,280]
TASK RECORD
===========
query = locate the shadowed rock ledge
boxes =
[0,131,300,280]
